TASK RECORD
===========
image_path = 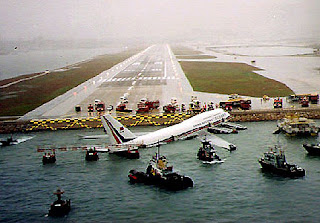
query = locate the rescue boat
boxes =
[197,139,223,163]
[85,147,99,161]
[259,145,305,178]
[48,188,71,217]
[128,145,193,190]
[42,151,56,164]
[275,115,319,136]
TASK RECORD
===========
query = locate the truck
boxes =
[219,95,251,110]
[136,98,160,113]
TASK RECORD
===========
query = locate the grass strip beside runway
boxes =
[171,46,204,56]
[0,48,142,116]
[172,45,294,97]
[179,61,294,97]
[176,55,216,59]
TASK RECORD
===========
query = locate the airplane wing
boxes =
[79,134,109,140]
[79,132,148,140]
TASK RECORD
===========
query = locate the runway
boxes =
[20,44,194,120]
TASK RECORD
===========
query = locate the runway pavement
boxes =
[20,44,194,120]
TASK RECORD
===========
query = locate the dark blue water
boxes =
[1,121,320,222]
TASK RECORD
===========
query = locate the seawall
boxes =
[230,107,320,122]
[0,107,319,134]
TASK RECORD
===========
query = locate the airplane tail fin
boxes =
[101,114,136,144]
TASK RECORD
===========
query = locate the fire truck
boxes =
[136,98,160,113]
[219,95,251,110]
[163,97,179,113]
[273,98,283,108]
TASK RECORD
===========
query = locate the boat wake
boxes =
[0,136,34,146]
[203,159,226,164]
[15,136,34,144]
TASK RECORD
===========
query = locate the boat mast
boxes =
[156,141,160,162]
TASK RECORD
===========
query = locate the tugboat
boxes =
[42,151,56,164]
[128,145,193,190]
[48,188,71,217]
[85,147,99,161]
[303,143,320,155]
[197,139,223,164]
[274,114,319,136]
[258,145,305,177]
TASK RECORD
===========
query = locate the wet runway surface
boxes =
[20,45,193,120]
[19,43,320,121]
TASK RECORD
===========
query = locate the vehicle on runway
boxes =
[219,95,251,110]
[101,108,233,149]
[116,103,133,113]
[95,101,105,115]
[163,97,179,113]
[273,98,283,108]
[287,94,319,104]
[188,96,202,114]
[163,103,176,113]
[136,98,159,113]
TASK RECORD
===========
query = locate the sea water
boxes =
[1,121,320,222]
[0,47,123,81]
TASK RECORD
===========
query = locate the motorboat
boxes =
[48,189,71,217]
[0,136,17,146]
[128,145,193,190]
[303,143,320,155]
[219,122,247,130]
[275,115,319,136]
[42,151,56,164]
[197,139,224,164]
[85,147,99,161]
[208,126,238,134]
[259,145,305,177]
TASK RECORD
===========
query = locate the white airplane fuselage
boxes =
[101,109,230,148]
[128,109,230,147]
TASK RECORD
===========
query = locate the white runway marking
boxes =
[104,75,180,83]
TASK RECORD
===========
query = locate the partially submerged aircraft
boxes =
[101,108,236,150]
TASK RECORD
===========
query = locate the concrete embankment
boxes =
[0,108,319,134]
[230,107,320,122]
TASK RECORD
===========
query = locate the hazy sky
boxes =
[1,0,319,43]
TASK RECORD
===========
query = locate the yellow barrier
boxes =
[26,113,192,132]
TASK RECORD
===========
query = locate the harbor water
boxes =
[1,121,320,222]
[0,46,123,81]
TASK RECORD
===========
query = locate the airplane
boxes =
[101,108,236,150]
